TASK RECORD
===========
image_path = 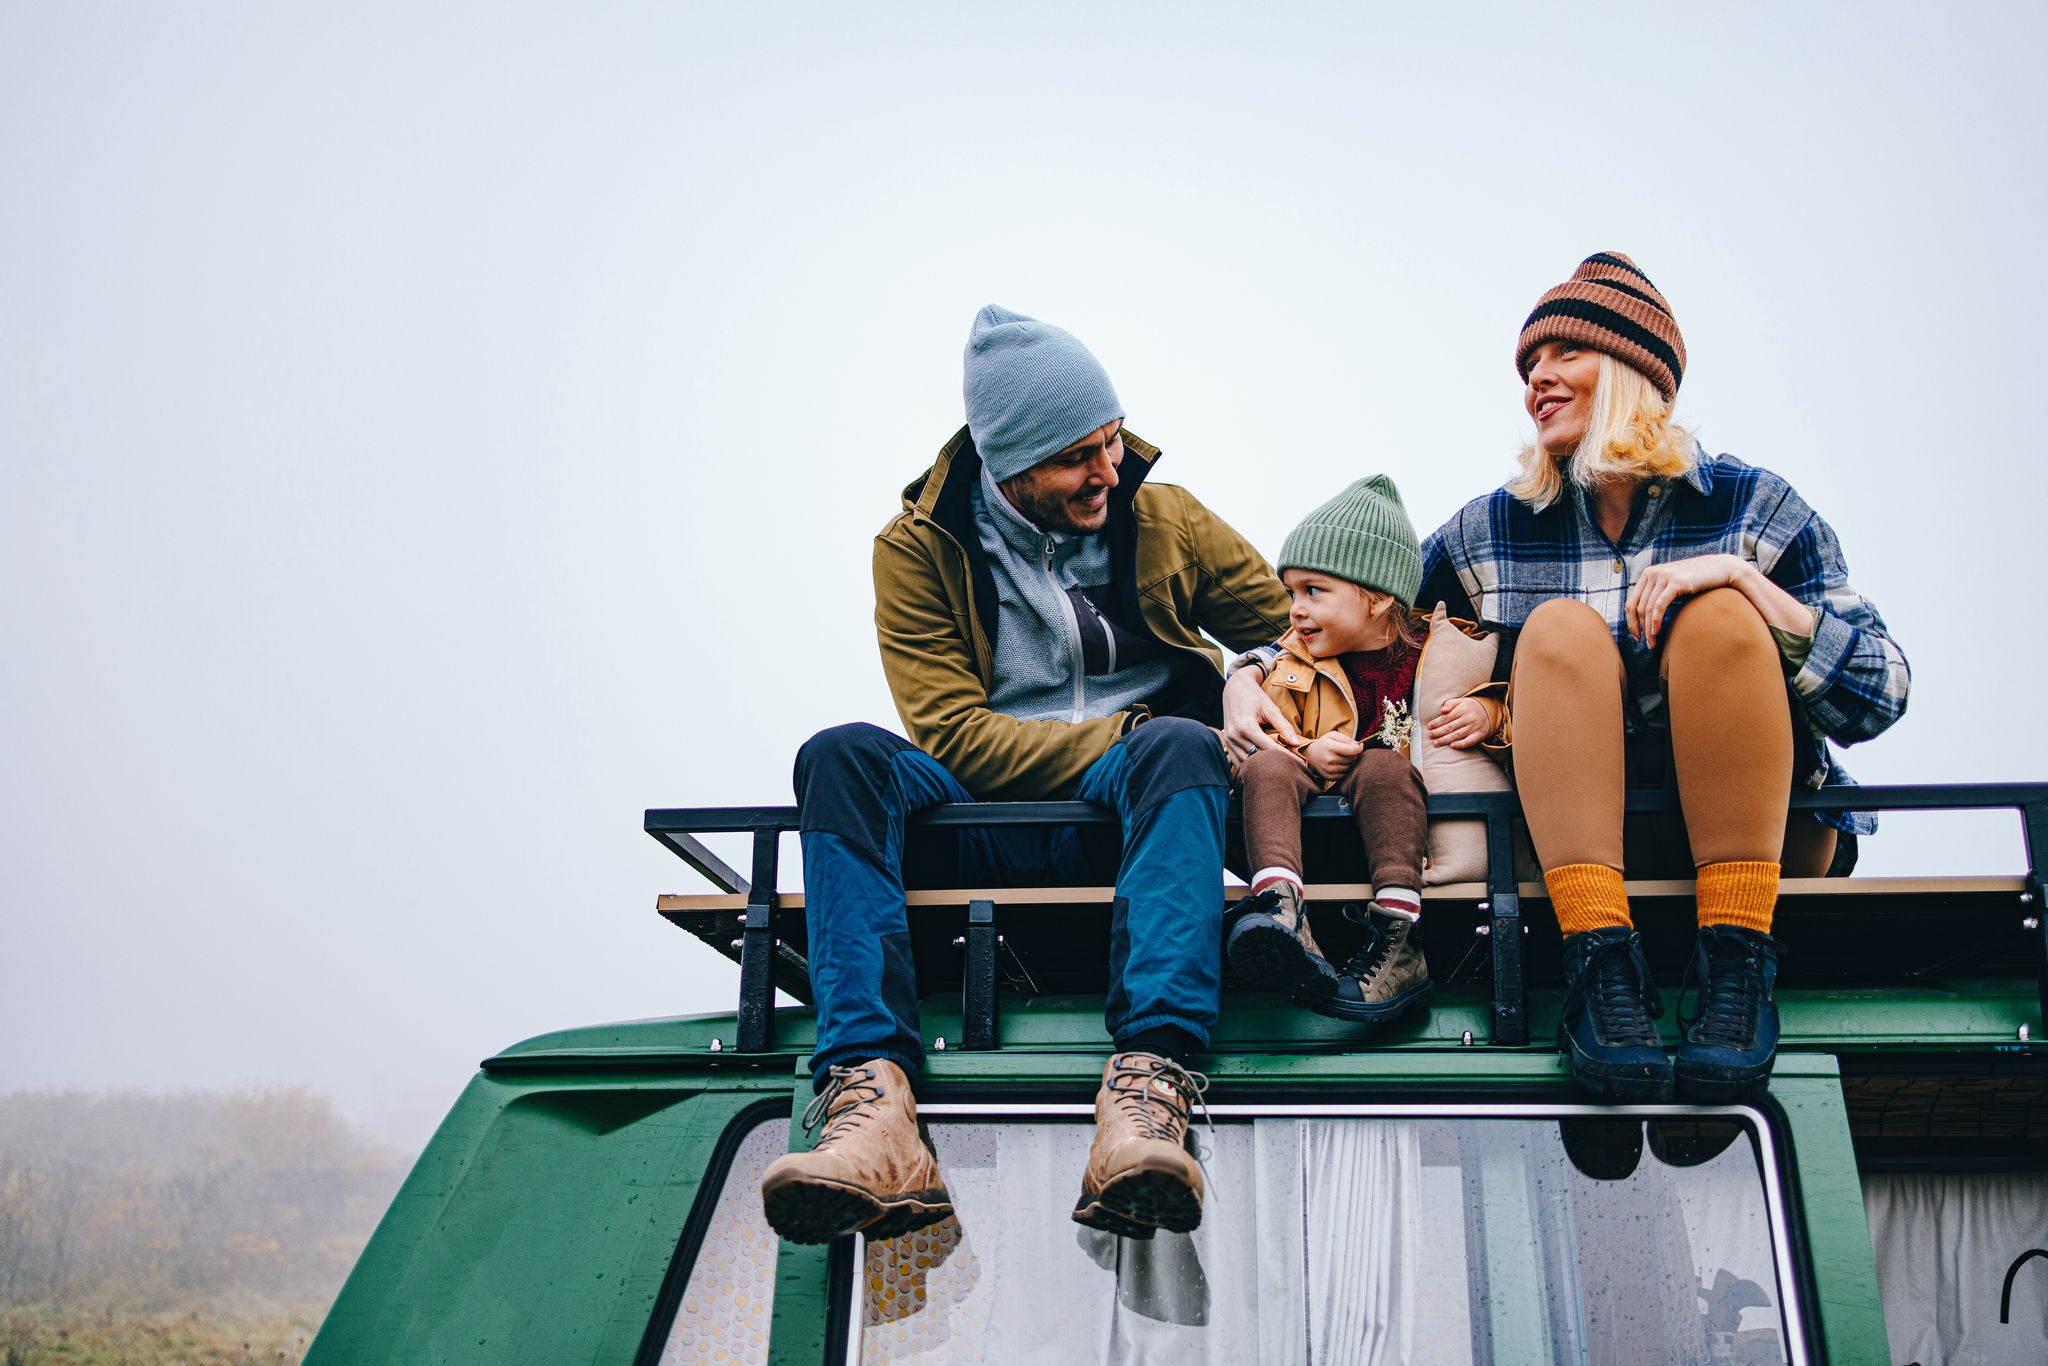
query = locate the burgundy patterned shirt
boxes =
[1340,640,1418,745]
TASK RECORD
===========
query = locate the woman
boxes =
[1223,252,1909,1103]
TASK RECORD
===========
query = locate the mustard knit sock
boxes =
[1696,861,1779,934]
[1544,863,1632,935]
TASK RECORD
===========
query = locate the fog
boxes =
[0,1088,404,1305]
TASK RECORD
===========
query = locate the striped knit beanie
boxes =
[1277,474,1422,611]
[1516,252,1686,401]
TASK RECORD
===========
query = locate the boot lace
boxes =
[1337,905,1399,985]
[1679,928,1768,1046]
[1562,932,1664,1046]
[801,1064,886,1150]
[1108,1054,1212,1145]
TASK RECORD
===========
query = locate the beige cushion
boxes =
[1412,602,1512,885]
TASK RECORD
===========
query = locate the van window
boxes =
[852,1109,1795,1366]
[655,1117,784,1366]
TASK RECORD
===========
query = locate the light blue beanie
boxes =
[962,305,1125,482]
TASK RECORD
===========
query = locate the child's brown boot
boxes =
[1224,882,1339,1008]
[1316,903,1434,1023]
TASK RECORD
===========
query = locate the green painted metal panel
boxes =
[765,1069,835,1366]
[1770,1058,1892,1364]
[309,1075,792,1366]
[488,980,2042,1071]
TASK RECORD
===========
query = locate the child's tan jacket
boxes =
[1257,618,1510,771]
[1260,628,1375,753]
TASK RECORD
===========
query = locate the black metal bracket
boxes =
[2020,801,2048,1034]
[962,899,998,1050]
[734,829,781,1053]
[1482,797,1527,1046]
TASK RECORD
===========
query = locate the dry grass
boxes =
[0,1295,326,1365]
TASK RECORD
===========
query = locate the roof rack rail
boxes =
[647,783,2048,1054]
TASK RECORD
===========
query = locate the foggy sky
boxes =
[4,2,2043,1149]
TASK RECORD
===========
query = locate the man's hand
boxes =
[1221,663,1303,763]
[1426,697,1495,751]
[1303,732,1364,783]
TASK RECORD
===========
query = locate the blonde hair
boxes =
[1506,352,1696,511]
[1364,589,1426,651]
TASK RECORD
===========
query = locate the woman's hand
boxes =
[1303,732,1364,783]
[1625,553,1746,648]
[1220,663,1304,763]
[1426,697,1494,751]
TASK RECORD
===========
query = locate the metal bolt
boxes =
[952,936,966,948]
[2021,1025,2032,1043]
[729,939,743,950]
[2023,892,2036,906]
[934,1036,947,1051]
[1460,1030,1474,1047]
[709,1037,723,1053]
[1475,924,1491,937]
[1476,901,1491,914]
[2026,917,2041,932]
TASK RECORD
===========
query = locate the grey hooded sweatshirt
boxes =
[970,463,1175,725]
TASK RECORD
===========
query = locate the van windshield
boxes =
[854,1110,1792,1366]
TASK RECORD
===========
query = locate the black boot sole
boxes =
[1313,978,1434,1023]
[1561,1037,1675,1104]
[1227,921,1338,1008]
[1675,1060,1773,1105]
[762,1175,952,1245]
[1072,1167,1202,1236]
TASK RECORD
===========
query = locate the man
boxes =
[759,305,1289,1245]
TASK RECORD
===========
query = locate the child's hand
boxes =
[1303,732,1364,782]
[1427,697,1495,750]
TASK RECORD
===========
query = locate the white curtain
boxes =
[1864,1172,2048,1366]
[1253,1119,1423,1364]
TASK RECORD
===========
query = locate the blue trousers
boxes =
[793,718,1229,1088]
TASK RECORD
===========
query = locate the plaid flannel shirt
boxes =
[1416,449,1909,835]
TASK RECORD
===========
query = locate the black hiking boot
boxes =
[1224,884,1338,1009]
[1676,925,1783,1103]
[1558,927,1674,1103]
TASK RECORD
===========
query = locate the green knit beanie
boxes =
[1276,474,1423,609]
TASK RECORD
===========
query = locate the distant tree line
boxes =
[0,1088,407,1304]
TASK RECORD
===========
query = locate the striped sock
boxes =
[1374,886,1421,922]
[1252,867,1304,896]
[1545,863,1632,935]
[1696,861,1779,934]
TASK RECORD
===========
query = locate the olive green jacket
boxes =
[873,426,1290,801]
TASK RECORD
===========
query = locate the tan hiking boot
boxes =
[1071,1052,1208,1237]
[1317,904,1434,1023]
[1225,883,1339,1008]
[760,1060,951,1244]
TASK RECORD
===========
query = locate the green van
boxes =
[307,786,2048,1365]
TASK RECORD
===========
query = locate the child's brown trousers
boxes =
[1239,745,1427,891]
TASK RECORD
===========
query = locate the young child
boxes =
[1227,475,1500,1022]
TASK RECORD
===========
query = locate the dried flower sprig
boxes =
[1375,698,1415,754]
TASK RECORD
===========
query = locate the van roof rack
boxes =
[646,783,2048,1055]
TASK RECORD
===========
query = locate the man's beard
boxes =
[1008,481,1106,537]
